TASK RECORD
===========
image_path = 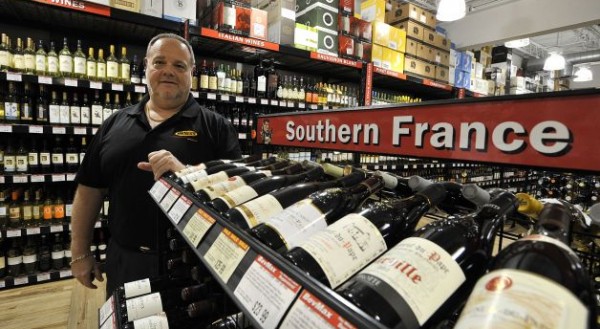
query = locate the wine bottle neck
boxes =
[475,191,518,257]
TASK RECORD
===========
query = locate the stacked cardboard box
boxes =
[338,11,373,61]
[296,0,339,56]
[360,0,405,73]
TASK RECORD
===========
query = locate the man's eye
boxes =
[175,64,187,71]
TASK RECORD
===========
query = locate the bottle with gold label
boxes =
[96,48,106,82]
[106,44,119,82]
[21,189,33,227]
[8,190,22,229]
[86,47,96,80]
[23,37,35,74]
[35,39,47,75]
[119,46,130,84]
[73,39,86,79]
[0,33,10,71]
[58,37,73,78]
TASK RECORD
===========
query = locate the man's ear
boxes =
[143,57,148,68]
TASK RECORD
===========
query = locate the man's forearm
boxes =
[71,184,106,257]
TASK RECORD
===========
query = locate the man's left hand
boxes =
[137,149,186,180]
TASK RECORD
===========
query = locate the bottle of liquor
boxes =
[32,188,43,227]
[21,189,34,227]
[0,191,8,229]
[251,175,384,253]
[112,93,121,115]
[91,90,103,126]
[48,90,60,124]
[376,171,414,198]
[42,189,53,224]
[216,64,226,93]
[53,192,65,225]
[177,157,276,185]
[7,238,23,277]
[65,136,79,172]
[86,47,96,80]
[59,91,70,124]
[16,138,28,174]
[96,48,106,82]
[51,233,65,270]
[39,139,51,174]
[73,40,86,79]
[51,136,65,172]
[409,176,485,214]
[35,39,47,76]
[102,92,112,122]
[37,85,48,123]
[119,46,130,84]
[5,82,20,122]
[64,232,72,266]
[0,33,10,71]
[13,37,24,72]
[130,55,140,84]
[8,190,22,229]
[6,37,13,72]
[106,45,119,82]
[38,234,52,272]
[117,276,194,300]
[199,59,209,91]
[79,137,87,165]
[24,37,35,74]
[254,60,267,98]
[208,62,218,92]
[0,239,8,278]
[47,41,59,77]
[58,37,72,78]
[80,93,90,126]
[190,65,198,91]
[20,83,34,122]
[171,154,262,180]
[226,171,366,229]
[69,92,81,125]
[336,190,518,328]
[3,139,16,173]
[28,138,39,174]
[22,235,38,274]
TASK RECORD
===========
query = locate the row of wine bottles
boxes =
[165,156,598,328]
[537,173,600,208]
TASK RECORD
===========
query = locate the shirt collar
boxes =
[124,93,199,119]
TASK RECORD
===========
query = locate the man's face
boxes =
[145,38,194,108]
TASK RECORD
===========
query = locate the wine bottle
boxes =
[23,37,35,74]
[13,37,24,73]
[226,171,366,229]
[195,163,303,202]
[285,183,447,288]
[117,276,194,300]
[409,176,484,214]
[207,312,250,329]
[0,238,5,279]
[51,136,65,172]
[38,234,52,272]
[119,46,130,84]
[58,37,72,78]
[171,154,262,180]
[376,170,413,198]
[106,45,119,83]
[73,40,86,79]
[250,175,384,253]
[22,236,38,274]
[96,48,106,82]
[454,202,596,329]
[35,39,47,75]
[121,300,215,329]
[47,41,59,77]
[178,157,276,186]
[336,189,518,328]
[210,166,325,213]
[7,238,22,277]
[86,47,96,80]
[51,233,64,270]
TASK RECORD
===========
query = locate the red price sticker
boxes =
[280,290,357,329]
[204,228,249,283]
[182,208,216,247]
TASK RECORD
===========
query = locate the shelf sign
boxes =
[373,66,407,80]
[149,179,171,202]
[168,194,192,224]
[234,255,302,329]
[159,188,180,213]
[200,28,280,52]
[204,227,249,283]
[32,0,111,17]
[310,52,363,69]
[365,63,373,106]
[280,290,357,329]
[256,91,600,171]
[182,208,216,247]
[422,79,452,91]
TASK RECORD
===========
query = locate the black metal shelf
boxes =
[0,72,147,94]
[0,122,99,136]
[0,171,79,185]
[0,268,73,290]
[1,219,105,239]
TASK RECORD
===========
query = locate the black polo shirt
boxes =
[76,94,242,251]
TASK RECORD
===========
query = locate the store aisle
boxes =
[0,276,106,329]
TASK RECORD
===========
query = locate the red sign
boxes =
[422,78,453,91]
[310,52,363,69]
[257,92,600,171]
[32,0,111,16]
[365,63,373,106]
[200,28,280,52]
[374,66,407,80]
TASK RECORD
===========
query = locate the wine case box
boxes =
[250,7,268,40]
[259,0,295,22]
[340,14,372,42]
[338,34,357,59]
[371,44,384,67]
[389,49,405,73]
[339,0,353,15]
[391,19,424,41]
[262,0,296,45]
[296,0,339,13]
[163,0,196,21]
[433,32,451,51]
[212,2,251,36]
[404,56,434,79]
[416,43,435,63]
[294,23,318,51]
[110,0,140,12]
[405,39,418,57]
[296,3,339,33]
[317,30,338,56]
[355,40,372,62]
[86,0,110,6]
[389,25,407,53]
[433,49,450,67]
[139,0,162,17]
[435,65,449,82]
[371,21,389,48]
[360,0,385,22]
[385,2,436,29]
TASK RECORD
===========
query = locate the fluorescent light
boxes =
[573,67,593,82]
[504,38,530,48]
[543,53,566,71]
[436,0,466,22]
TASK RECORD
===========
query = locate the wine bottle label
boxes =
[33,206,41,219]
[0,51,8,66]
[52,251,65,259]
[14,55,24,70]
[81,106,90,124]
[358,237,465,326]
[299,213,387,288]
[522,234,579,259]
[190,171,229,192]
[203,176,248,200]
[264,199,327,250]
[208,76,217,90]
[59,55,72,73]
[125,292,164,322]
[236,194,283,228]
[49,104,61,123]
[16,155,28,172]
[124,278,152,299]
[28,152,39,165]
[59,105,70,124]
[24,54,35,69]
[4,155,16,172]
[454,269,587,329]
[0,206,6,216]
[66,153,79,164]
[70,107,80,124]
[54,205,65,219]
[7,256,23,266]
[91,105,103,125]
[48,56,58,73]
[22,205,33,219]
[132,313,169,329]
[107,62,119,78]
[257,75,267,92]
[40,153,51,165]
[97,63,106,78]
[74,57,86,74]
[0,256,5,269]
[183,169,208,184]
[52,153,64,164]
[218,185,259,209]
[121,63,130,79]
[65,204,72,217]
[87,62,96,77]
[36,54,46,72]
[23,254,37,264]
[65,250,72,258]
[103,107,112,121]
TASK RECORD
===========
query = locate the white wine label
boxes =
[149,179,171,202]
[99,301,116,329]
[28,153,39,165]
[234,255,301,329]
[125,292,164,322]
[51,153,64,164]
[51,250,65,259]
[66,153,79,164]
[59,55,72,73]
[237,194,284,228]
[202,176,248,200]
[35,55,46,72]
[124,278,152,299]
[132,313,169,329]
[14,276,28,285]
[300,213,387,288]
[218,185,259,209]
[264,199,327,250]
[159,188,180,213]
[454,269,588,329]
[37,273,51,282]
[168,194,192,224]
[204,228,249,283]
[107,62,119,78]
[64,250,72,258]
[16,156,28,172]
[280,290,357,329]
[190,171,229,192]
[22,254,37,264]
[40,153,51,165]
[7,256,23,266]
[183,169,208,184]
[0,257,4,269]
[0,206,6,216]
[360,237,465,326]
[74,57,86,74]
[121,64,130,80]
[26,227,40,235]
[522,234,579,259]
[183,208,216,247]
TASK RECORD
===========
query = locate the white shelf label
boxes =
[29,125,44,134]
[298,102,305,108]
[207,93,217,100]
[287,101,295,108]
[99,296,116,327]
[50,225,63,233]
[248,97,256,104]
[238,133,247,140]
[73,127,87,135]
[13,175,28,184]
[6,229,21,238]
[7,72,22,82]
[94,221,102,229]
[149,179,171,202]
[38,76,52,84]
[168,195,192,224]
[92,128,98,135]
[310,104,317,110]
[52,174,66,182]
[270,100,278,106]
[183,208,216,248]
[64,78,78,87]
[219,94,229,101]
[159,188,180,212]
[204,228,249,283]
[89,81,102,89]
[14,276,29,286]
[134,85,146,94]
[0,176,4,184]
[37,273,51,282]
[52,126,66,134]
[0,125,12,133]
[66,173,76,181]
[234,255,301,329]
[235,96,244,103]
[280,290,357,329]
[111,83,123,91]
[59,269,72,278]
[26,227,41,235]
[260,99,268,105]
[0,281,4,288]
[191,91,199,98]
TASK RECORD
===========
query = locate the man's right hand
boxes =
[72,256,104,289]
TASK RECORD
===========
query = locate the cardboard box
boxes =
[111,0,140,12]
[339,0,354,15]
[371,44,384,67]
[212,3,251,36]
[371,21,390,48]
[294,23,318,51]
[296,0,339,13]
[474,62,484,79]
[456,52,472,71]
[360,0,385,22]
[391,50,405,73]
[338,34,356,59]
[269,18,296,45]
[355,41,372,62]
[296,4,338,33]
[435,65,449,82]
[511,76,526,89]
[449,66,455,85]
[340,15,371,42]
[389,24,407,53]
[416,43,435,62]
[449,48,458,67]
[357,18,372,42]
[385,2,435,28]
[382,47,393,69]
[140,0,161,18]
[454,68,470,89]
[422,28,436,47]
[317,30,338,56]
[87,0,110,6]
[163,0,195,21]
[404,56,434,78]
[250,7,268,40]
[432,33,450,51]
[391,19,423,41]
[433,50,450,67]
[406,39,418,57]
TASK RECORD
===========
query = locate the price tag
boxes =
[159,188,180,212]
[52,174,66,182]
[403,165,408,169]
[298,102,305,108]
[191,91,199,98]
[235,96,244,103]
[382,165,388,170]
[207,93,217,100]
[374,165,380,170]
[134,85,146,93]
[270,100,278,106]
[168,195,192,224]
[204,228,249,283]
[183,208,216,247]
[14,276,29,286]
[92,127,98,135]
[52,126,66,134]
[0,125,13,133]
[13,175,28,184]
[64,78,78,87]
[50,225,63,233]
[38,76,52,84]
[59,269,72,278]
[7,72,22,82]
[310,104,317,110]
[37,273,51,282]
[95,221,102,228]
[391,165,397,170]
[66,173,76,181]
[260,99,268,105]
[99,296,116,327]
[219,94,229,101]
[6,229,21,238]
[73,127,87,135]
[288,101,296,108]
[29,125,44,134]
[412,164,417,169]
[0,281,4,288]
[149,179,171,202]
[111,83,123,91]
[248,97,256,104]
[0,176,4,184]
[280,290,357,329]
[234,255,301,329]
[89,81,102,89]
[26,227,41,235]
[238,133,247,140]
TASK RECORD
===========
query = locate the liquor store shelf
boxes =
[0,72,147,94]
[190,90,337,111]
[0,172,78,184]
[0,124,98,136]
[1,220,104,240]
[149,177,388,329]
[0,268,73,291]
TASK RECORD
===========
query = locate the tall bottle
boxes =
[119,46,130,84]
[24,37,35,74]
[171,154,262,180]
[0,238,5,278]
[4,82,20,122]
[16,138,29,174]
[51,136,65,172]
[73,39,86,79]
[121,299,216,329]
[13,37,24,72]
[65,136,79,172]
[22,235,37,274]
[40,139,51,173]
[117,276,194,300]
[454,202,597,329]
[199,59,209,91]
[80,93,90,126]
[47,41,59,77]
[21,189,34,227]
[103,92,112,122]
[38,234,52,272]
[58,37,72,78]
[86,47,96,80]
[254,60,267,98]
[3,139,16,173]
[208,62,217,92]
[96,48,106,82]
[336,190,519,328]
[106,45,119,82]
[20,83,34,122]
[7,238,22,277]
[8,190,22,229]
[28,138,39,174]
[48,90,60,124]
[0,191,8,229]
[37,85,48,123]
[35,39,47,75]
[91,90,103,126]
[376,170,414,198]
[59,91,70,124]
[176,156,272,185]
[251,175,385,253]
[0,33,9,71]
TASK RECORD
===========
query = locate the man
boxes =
[70,33,241,295]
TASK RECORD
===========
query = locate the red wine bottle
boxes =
[376,170,413,198]
[284,183,447,288]
[171,154,262,179]
[226,171,366,229]
[121,298,216,329]
[454,202,596,329]
[409,176,484,214]
[195,163,303,202]
[177,157,277,185]
[250,175,385,253]
[208,166,325,213]
[336,190,518,329]
[117,276,193,300]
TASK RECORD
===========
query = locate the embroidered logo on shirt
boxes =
[174,130,198,137]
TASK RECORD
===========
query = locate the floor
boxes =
[0,276,106,329]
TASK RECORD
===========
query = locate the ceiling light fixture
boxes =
[504,38,530,48]
[543,53,566,71]
[436,0,466,22]
[573,66,593,82]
